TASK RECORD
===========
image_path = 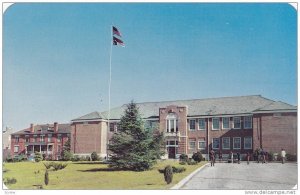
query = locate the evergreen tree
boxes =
[62,138,73,161]
[108,101,165,171]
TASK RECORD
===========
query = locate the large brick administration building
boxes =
[70,95,297,159]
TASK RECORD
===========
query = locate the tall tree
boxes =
[108,101,165,171]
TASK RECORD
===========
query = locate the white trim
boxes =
[188,139,196,150]
[198,140,206,150]
[233,117,241,129]
[187,113,253,119]
[233,137,241,149]
[222,137,230,150]
[222,117,230,129]
[212,118,220,130]
[212,138,220,149]
[244,137,252,149]
[198,118,206,130]
[244,116,253,129]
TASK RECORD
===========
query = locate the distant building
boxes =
[10,123,70,160]
[70,95,297,159]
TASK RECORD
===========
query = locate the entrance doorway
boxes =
[168,147,176,159]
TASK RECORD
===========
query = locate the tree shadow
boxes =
[78,167,126,172]
[72,162,106,165]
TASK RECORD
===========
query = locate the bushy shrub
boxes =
[267,152,274,161]
[187,159,198,165]
[3,177,17,185]
[72,155,80,162]
[286,154,297,161]
[172,166,186,173]
[34,152,43,162]
[164,165,173,184]
[192,152,203,163]
[179,161,187,165]
[44,170,49,186]
[91,152,99,161]
[179,154,188,162]
[63,151,73,161]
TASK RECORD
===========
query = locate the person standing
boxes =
[219,151,223,162]
[281,148,286,164]
[237,152,240,164]
[210,149,215,166]
[246,152,250,165]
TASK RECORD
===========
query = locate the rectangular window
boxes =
[14,136,19,143]
[167,140,178,146]
[189,139,196,149]
[198,119,205,130]
[48,134,52,142]
[25,136,30,143]
[222,117,230,129]
[109,123,114,132]
[244,137,252,149]
[233,137,241,149]
[222,137,230,150]
[233,117,241,129]
[212,118,220,130]
[14,146,19,153]
[40,135,45,143]
[189,119,196,131]
[212,138,220,149]
[244,116,252,129]
[198,138,206,149]
[33,135,37,142]
[57,134,62,142]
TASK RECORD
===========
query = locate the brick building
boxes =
[71,95,297,159]
[10,123,70,160]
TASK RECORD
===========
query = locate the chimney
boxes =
[54,122,58,132]
[30,124,34,133]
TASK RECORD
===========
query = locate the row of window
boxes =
[14,145,61,153]
[189,137,252,150]
[189,116,252,131]
[14,134,63,143]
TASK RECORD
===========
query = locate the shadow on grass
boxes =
[72,162,107,165]
[78,167,126,172]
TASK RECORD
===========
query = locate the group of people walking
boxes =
[209,148,286,166]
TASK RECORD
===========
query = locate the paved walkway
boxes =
[180,162,297,190]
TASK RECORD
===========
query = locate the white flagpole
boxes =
[107,25,113,159]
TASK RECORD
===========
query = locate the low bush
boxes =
[187,159,198,165]
[34,152,43,162]
[286,154,297,161]
[3,177,17,185]
[72,155,80,162]
[179,154,188,162]
[172,166,186,173]
[91,152,99,161]
[179,161,187,165]
[192,152,203,163]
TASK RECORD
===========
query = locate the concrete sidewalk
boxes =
[175,162,297,190]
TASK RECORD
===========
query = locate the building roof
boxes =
[71,95,297,121]
[12,123,71,136]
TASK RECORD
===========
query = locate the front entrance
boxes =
[168,147,176,159]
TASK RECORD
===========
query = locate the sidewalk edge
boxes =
[170,162,209,190]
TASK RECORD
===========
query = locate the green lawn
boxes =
[3,160,206,190]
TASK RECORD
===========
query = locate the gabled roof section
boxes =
[254,101,297,112]
[71,95,297,121]
[12,124,71,135]
[71,111,104,121]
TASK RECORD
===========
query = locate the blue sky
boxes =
[3,3,297,131]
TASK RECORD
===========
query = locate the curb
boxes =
[170,162,209,190]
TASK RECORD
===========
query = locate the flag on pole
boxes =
[113,26,122,37]
[113,36,125,47]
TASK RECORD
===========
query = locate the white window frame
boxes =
[244,116,252,129]
[40,135,45,142]
[198,118,206,130]
[198,140,206,149]
[233,137,241,149]
[189,139,196,149]
[189,119,196,131]
[48,134,52,142]
[166,113,178,133]
[212,118,220,130]
[244,137,252,149]
[14,145,19,153]
[212,138,220,149]
[25,135,30,143]
[222,117,230,129]
[222,137,230,150]
[233,117,241,129]
[57,134,62,143]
